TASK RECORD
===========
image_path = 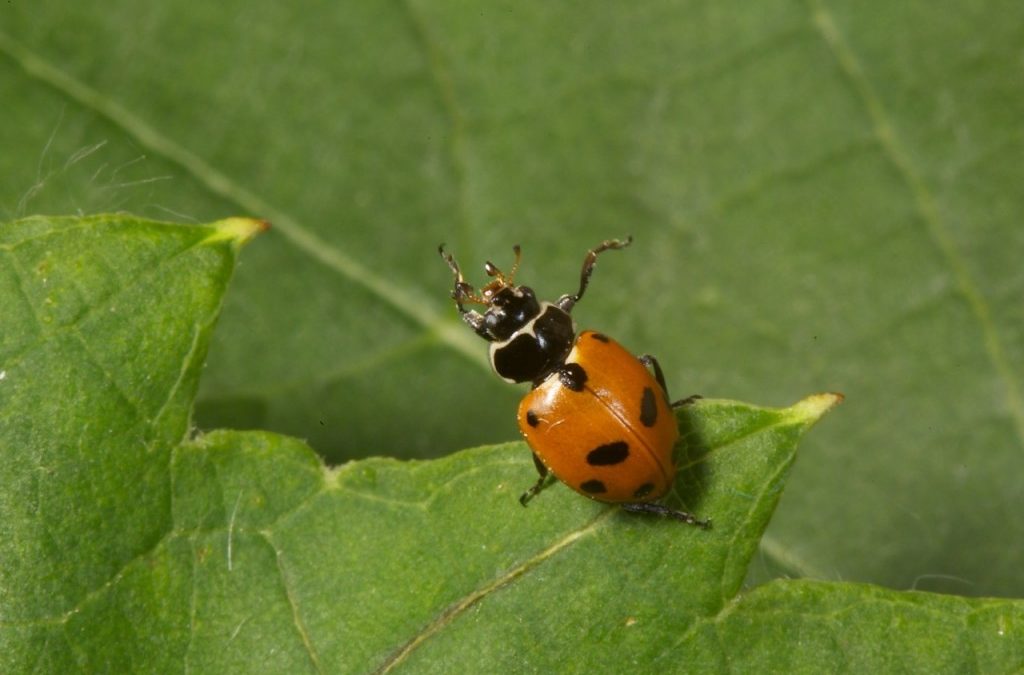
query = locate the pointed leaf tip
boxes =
[203,217,270,247]
[786,392,844,425]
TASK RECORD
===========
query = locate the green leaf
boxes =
[1,0,1022,603]
[3,215,1022,672]
[0,214,262,619]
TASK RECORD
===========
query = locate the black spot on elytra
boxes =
[589,332,610,343]
[640,387,658,427]
[633,482,655,498]
[580,479,607,494]
[586,441,630,466]
[526,410,540,427]
[558,363,588,392]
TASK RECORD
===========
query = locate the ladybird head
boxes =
[441,243,577,383]
[440,244,543,341]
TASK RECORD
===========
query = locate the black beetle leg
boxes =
[639,354,701,408]
[621,502,711,529]
[556,236,633,313]
[519,454,553,506]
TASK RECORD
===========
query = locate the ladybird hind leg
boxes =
[519,453,556,506]
[621,502,712,529]
[638,354,702,408]
[556,237,633,313]
[670,394,702,408]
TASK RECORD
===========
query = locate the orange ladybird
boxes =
[439,238,709,527]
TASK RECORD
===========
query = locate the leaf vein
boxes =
[757,532,832,581]
[151,321,206,431]
[0,29,489,375]
[339,458,528,511]
[68,326,151,427]
[807,0,1024,447]
[718,442,796,603]
[1,249,47,341]
[0,530,177,628]
[373,509,616,673]
[261,531,325,675]
[0,225,206,373]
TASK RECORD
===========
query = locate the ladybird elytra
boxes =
[518,330,678,503]
[439,238,710,528]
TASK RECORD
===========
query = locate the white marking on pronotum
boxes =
[227,490,243,572]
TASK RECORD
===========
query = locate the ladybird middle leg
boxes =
[639,354,702,408]
[519,453,555,507]
[556,237,633,313]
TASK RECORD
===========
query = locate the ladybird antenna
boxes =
[507,244,522,284]
[482,244,523,288]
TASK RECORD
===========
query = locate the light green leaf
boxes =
[1,0,1022,602]
[3,215,1022,672]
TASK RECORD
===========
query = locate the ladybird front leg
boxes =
[556,236,633,313]
[439,244,474,311]
[439,244,492,340]
[459,308,490,338]
[519,453,555,506]
[451,287,491,339]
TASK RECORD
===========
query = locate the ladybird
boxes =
[439,238,710,528]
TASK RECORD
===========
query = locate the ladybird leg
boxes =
[519,453,553,507]
[621,502,712,529]
[438,244,472,310]
[671,394,703,408]
[439,244,492,339]
[638,354,670,395]
[452,291,489,339]
[639,354,701,408]
[460,309,490,338]
[556,236,633,313]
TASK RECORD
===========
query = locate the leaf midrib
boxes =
[0,29,488,378]
[370,404,822,671]
[373,509,616,674]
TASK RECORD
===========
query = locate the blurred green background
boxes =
[2,2,1021,598]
